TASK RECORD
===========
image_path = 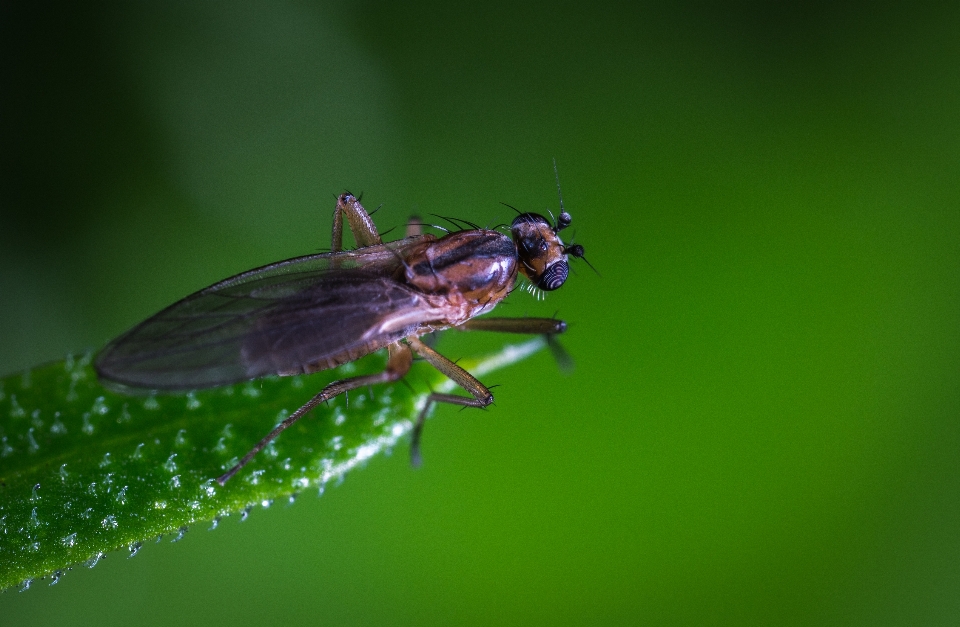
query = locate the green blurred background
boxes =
[2,1,959,624]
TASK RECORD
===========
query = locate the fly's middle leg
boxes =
[404,336,495,467]
[217,341,413,485]
[460,316,573,372]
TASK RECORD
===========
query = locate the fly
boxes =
[95,164,588,484]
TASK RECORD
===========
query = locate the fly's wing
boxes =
[95,237,437,391]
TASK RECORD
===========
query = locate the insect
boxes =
[95,165,587,485]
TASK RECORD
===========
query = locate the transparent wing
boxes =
[95,236,438,390]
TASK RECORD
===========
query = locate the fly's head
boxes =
[510,211,585,291]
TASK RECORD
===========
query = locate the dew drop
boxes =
[66,380,79,402]
[101,515,118,529]
[240,505,253,522]
[50,415,67,434]
[246,469,265,485]
[163,454,178,473]
[213,437,228,453]
[84,552,104,568]
[329,435,344,451]
[81,507,93,520]
[30,507,40,527]
[27,428,39,453]
[18,579,32,592]
[172,526,188,543]
[154,500,168,510]
[128,542,142,558]
[116,485,128,505]
[208,516,221,531]
[132,442,144,459]
[200,479,216,498]
[91,396,109,416]
[174,429,188,447]
[29,541,41,552]
[49,570,64,586]
[185,393,201,410]
[8,394,28,422]
[293,477,309,489]
[31,483,41,502]
[81,412,94,435]
[87,482,98,495]
[143,396,159,410]
[288,493,299,505]
[117,403,131,423]
[222,456,239,471]
[261,499,273,508]
[264,440,279,459]
[291,376,304,389]
[242,382,261,398]
[170,475,181,489]
[62,533,77,548]
[31,408,43,428]
[100,452,112,467]
[221,424,234,439]
[1,436,13,457]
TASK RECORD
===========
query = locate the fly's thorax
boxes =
[403,230,518,304]
[511,212,570,290]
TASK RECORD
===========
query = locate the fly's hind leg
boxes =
[331,193,383,253]
[405,336,495,467]
[217,342,413,485]
[460,316,573,372]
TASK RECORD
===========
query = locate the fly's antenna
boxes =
[552,159,572,233]
[553,158,564,214]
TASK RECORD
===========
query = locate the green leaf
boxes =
[0,337,546,591]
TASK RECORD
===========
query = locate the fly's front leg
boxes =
[460,317,566,335]
[405,336,494,467]
[461,316,573,372]
[217,342,413,485]
[332,193,382,253]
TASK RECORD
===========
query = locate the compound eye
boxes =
[537,261,569,291]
